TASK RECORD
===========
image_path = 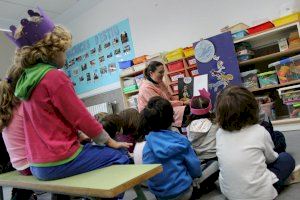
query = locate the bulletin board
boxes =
[193,32,242,105]
[64,19,135,95]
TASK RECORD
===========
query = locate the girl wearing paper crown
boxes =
[2,7,130,181]
[186,88,220,195]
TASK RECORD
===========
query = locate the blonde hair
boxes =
[14,25,72,69]
[0,17,72,131]
[0,65,24,131]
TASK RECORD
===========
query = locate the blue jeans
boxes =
[268,152,295,193]
[31,143,129,180]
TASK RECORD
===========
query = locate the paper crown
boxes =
[4,7,55,48]
[190,88,212,115]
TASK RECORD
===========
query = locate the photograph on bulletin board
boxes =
[63,19,135,95]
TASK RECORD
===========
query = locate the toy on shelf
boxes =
[257,71,279,87]
[268,54,300,84]
[256,95,276,120]
[235,42,254,61]
[278,84,300,118]
[241,69,259,90]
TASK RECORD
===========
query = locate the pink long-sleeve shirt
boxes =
[23,69,103,164]
[138,79,185,127]
[2,103,29,170]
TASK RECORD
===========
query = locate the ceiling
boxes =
[0,0,99,31]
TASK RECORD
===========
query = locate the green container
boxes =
[257,71,279,88]
[123,85,138,93]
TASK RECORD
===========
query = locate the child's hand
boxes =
[106,137,133,149]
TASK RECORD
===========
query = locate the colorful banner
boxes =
[64,19,135,94]
[193,32,242,105]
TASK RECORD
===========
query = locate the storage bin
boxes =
[169,71,185,82]
[237,49,254,56]
[272,12,300,27]
[124,78,136,87]
[188,67,199,77]
[123,85,138,93]
[232,30,248,40]
[183,47,195,58]
[247,21,274,35]
[120,67,134,77]
[268,54,300,83]
[257,71,279,87]
[133,63,146,72]
[118,60,133,69]
[260,102,275,119]
[171,84,179,93]
[287,102,300,118]
[240,69,259,90]
[186,57,197,66]
[221,23,249,34]
[133,55,147,65]
[282,90,300,104]
[237,54,253,61]
[167,60,184,72]
[235,42,252,52]
[128,94,138,107]
[165,48,184,62]
[135,74,144,88]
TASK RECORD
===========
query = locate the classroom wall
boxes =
[62,0,295,105]
[0,31,15,79]
[63,0,294,56]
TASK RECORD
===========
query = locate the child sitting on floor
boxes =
[118,108,139,153]
[141,96,202,200]
[215,85,298,200]
[186,89,219,194]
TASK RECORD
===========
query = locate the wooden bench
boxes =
[0,164,162,200]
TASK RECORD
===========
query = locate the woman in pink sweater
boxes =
[138,61,189,127]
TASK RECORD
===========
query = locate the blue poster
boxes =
[193,32,242,104]
[64,19,135,94]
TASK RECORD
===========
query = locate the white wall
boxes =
[63,0,295,56]
[0,31,15,79]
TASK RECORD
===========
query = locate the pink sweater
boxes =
[138,79,185,127]
[2,104,29,170]
[23,69,103,164]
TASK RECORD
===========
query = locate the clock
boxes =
[195,40,215,63]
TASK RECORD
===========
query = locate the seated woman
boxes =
[138,61,189,127]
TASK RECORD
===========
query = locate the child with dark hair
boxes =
[117,108,139,153]
[101,114,123,139]
[141,96,202,200]
[215,85,298,200]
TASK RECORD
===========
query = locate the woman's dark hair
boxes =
[216,85,259,131]
[186,96,215,126]
[143,61,164,79]
[139,96,174,134]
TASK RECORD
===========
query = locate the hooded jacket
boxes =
[143,130,201,199]
[187,118,217,160]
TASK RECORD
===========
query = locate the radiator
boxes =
[87,102,113,116]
